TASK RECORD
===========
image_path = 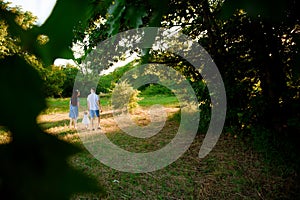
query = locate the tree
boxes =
[61,64,79,97]
[74,0,299,130]
[159,0,300,168]
[74,0,300,171]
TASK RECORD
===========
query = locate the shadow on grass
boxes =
[38,119,82,143]
[38,119,70,130]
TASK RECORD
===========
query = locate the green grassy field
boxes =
[43,94,179,114]
[1,94,299,199]
[43,96,111,114]
[138,94,179,107]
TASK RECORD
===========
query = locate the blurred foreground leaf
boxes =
[0,0,105,198]
[0,55,103,199]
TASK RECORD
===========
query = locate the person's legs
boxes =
[95,110,101,129]
[74,118,77,129]
[69,106,74,128]
[74,107,78,129]
[69,118,77,129]
[90,110,96,130]
[97,116,100,129]
[91,117,95,130]
[69,106,78,129]
[69,118,73,128]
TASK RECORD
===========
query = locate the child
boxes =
[82,111,90,129]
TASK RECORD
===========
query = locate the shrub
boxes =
[111,81,141,112]
[141,84,173,96]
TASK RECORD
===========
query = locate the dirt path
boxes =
[38,107,180,135]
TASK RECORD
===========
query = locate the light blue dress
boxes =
[69,98,79,119]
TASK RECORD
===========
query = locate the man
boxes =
[87,87,101,130]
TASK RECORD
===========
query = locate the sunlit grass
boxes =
[42,95,111,114]
[137,94,179,107]
[0,127,11,144]
[42,94,179,114]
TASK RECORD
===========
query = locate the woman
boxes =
[69,90,80,129]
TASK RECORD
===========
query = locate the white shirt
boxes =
[87,93,99,110]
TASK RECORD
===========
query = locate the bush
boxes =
[141,84,173,96]
[111,81,141,112]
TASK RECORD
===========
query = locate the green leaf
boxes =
[36,0,94,65]
[1,0,95,66]
[0,55,104,199]
[106,0,126,36]
[124,5,147,28]
[0,55,45,128]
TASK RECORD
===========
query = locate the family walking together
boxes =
[68,87,102,130]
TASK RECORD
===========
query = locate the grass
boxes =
[1,94,299,199]
[67,131,299,200]
[42,95,111,114]
[43,94,179,114]
[137,94,179,107]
